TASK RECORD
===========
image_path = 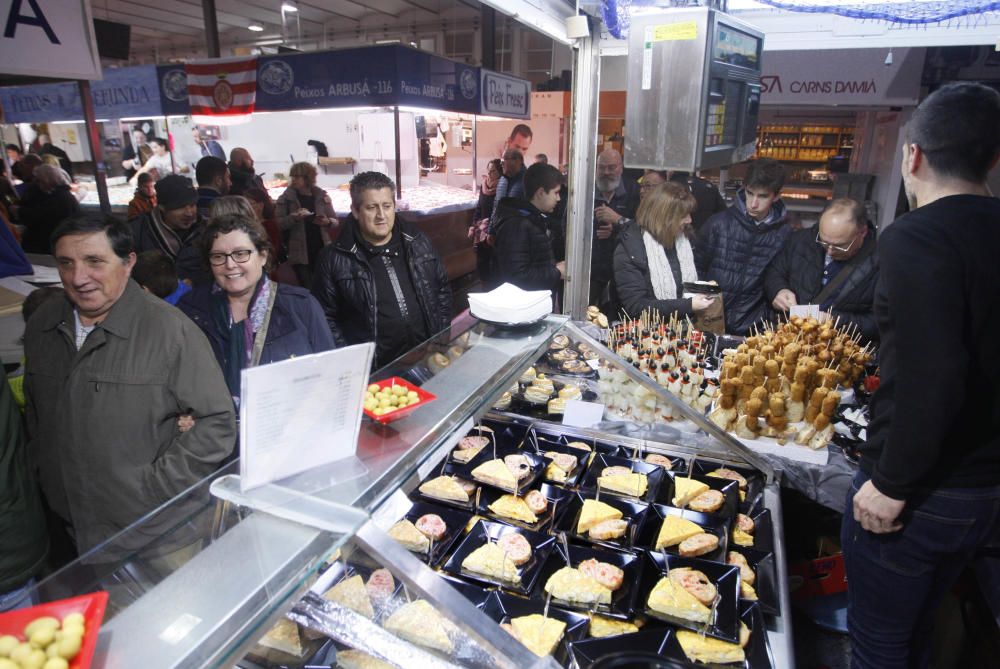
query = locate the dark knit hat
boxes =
[155,174,197,210]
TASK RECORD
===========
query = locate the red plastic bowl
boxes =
[0,590,109,669]
[363,376,437,424]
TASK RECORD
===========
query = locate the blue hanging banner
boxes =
[394,47,480,115]
[157,64,191,117]
[255,47,399,111]
[0,82,81,123]
[0,65,164,123]
[91,65,162,119]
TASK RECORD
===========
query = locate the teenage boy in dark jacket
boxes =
[842,82,1000,669]
[493,163,567,292]
[764,197,879,343]
[695,158,790,335]
[312,172,451,368]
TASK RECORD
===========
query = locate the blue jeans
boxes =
[0,577,38,612]
[841,470,1000,669]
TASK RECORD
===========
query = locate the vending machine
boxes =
[625,7,764,171]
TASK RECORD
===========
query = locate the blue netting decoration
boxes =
[602,0,632,39]
[752,0,1000,24]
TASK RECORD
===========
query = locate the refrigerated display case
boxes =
[27,315,792,668]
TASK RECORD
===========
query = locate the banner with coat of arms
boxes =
[185,57,258,115]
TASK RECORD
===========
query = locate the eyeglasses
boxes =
[815,230,857,254]
[209,249,255,266]
[640,181,664,191]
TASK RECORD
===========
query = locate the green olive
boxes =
[43,658,70,669]
[0,635,17,657]
[56,634,82,661]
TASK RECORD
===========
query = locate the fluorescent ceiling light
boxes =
[248,23,264,31]
[281,2,298,11]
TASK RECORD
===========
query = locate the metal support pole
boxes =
[78,80,111,215]
[393,106,403,199]
[480,6,496,70]
[202,0,221,58]
[563,32,601,319]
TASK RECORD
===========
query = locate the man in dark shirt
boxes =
[195,156,231,219]
[592,148,639,307]
[842,82,1000,669]
[312,172,451,368]
[668,170,726,234]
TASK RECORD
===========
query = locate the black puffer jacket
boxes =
[311,216,451,351]
[764,225,880,343]
[695,191,790,335]
[493,197,561,292]
[613,221,694,319]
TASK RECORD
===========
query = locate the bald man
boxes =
[228,147,267,197]
[592,148,639,306]
[764,197,879,342]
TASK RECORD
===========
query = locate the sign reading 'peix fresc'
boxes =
[480,71,531,119]
[0,0,102,80]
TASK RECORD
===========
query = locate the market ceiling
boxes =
[90,0,488,62]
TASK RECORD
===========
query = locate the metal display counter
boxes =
[26,315,793,668]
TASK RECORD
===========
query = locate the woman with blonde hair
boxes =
[275,161,336,288]
[613,181,715,319]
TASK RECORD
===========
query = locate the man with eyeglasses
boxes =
[130,174,211,285]
[764,197,879,343]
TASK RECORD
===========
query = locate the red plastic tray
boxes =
[0,590,109,669]
[363,376,437,424]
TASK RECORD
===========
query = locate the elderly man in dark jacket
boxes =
[765,198,879,343]
[493,163,567,293]
[312,172,451,368]
[695,158,790,335]
[18,164,79,254]
[25,214,235,555]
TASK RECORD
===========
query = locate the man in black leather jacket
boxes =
[695,158,790,335]
[764,198,879,343]
[311,172,451,368]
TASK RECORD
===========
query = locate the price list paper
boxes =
[239,343,375,492]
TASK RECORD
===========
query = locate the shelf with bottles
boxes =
[756,123,854,164]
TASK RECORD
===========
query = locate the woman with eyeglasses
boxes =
[178,213,335,406]
[613,182,716,320]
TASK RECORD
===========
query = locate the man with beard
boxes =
[130,175,211,285]
[592,148,639,307]
[842,82,1000,669]
[228,147,267,197]
[695,158,789,335]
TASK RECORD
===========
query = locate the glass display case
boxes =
[27,314,792,669]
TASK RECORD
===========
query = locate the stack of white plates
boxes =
[468,283,552,325]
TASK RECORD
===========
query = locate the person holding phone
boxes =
[592,148,639,308]
[276,161,336,289]
[613,182,714,320]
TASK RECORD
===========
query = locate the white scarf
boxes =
[642,230,698,300]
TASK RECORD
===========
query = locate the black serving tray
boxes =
[412,465,480,512]
[435,573,495,608]
[535,541,641,619]
[660,472,741,523]
[636,551,742,644]
[731,509,775,553]
[386,500,473,567]
[451,445,547,495]
[477,482,573,533]
[533,442,595,488]
[481,591,590,666]
[690,461,765,515]
[442,519,556,595]
[580,454,666,504]
[557,492,650,552]
[637,504,730,564]
[568,628,681,669]
[532,431,621,459]
[727,546,780,616]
